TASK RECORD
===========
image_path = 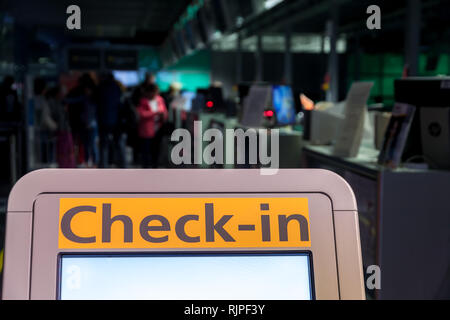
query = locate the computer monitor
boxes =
[394,77,450,166]
[272,85,296,125]
[194,87,225,113]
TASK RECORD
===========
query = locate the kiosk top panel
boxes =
[7,169,357,212]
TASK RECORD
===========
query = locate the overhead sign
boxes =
[68,49,101,70]
[58,198,311,249]
[104,50,138,70]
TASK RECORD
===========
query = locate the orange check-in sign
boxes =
[59,198,311,249]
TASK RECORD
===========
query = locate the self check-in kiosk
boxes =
[2,169,364,300]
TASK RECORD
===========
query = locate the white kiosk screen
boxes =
[59,253,313,300]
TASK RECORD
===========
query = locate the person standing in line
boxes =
[143,72,156,86]
[97,72,124,168]
[46,86,75,168]
[124,72,156,166]
[34,78,57,164]
[81,75,99,167]
[162,82,182,125]
[137,83,168,168]
[65,74,99,167]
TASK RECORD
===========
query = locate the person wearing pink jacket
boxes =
[137,84,168,168]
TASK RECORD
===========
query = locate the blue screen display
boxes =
[59,253,313,300]
[272,85,296,125]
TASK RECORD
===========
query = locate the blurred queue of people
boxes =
[33,72,169,169]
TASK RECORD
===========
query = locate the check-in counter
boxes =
[301,144,450,299]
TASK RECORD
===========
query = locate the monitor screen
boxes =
[394,77,450,160]
[113,71,140,87]
[272,85,296,125]
[59,253,313,300]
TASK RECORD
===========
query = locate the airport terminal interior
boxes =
[1,0,450,300]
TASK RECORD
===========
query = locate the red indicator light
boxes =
[264,110,274,117]
[206,101,214,108]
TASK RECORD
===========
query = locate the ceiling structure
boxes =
[3,0,450,48]
[2,0,450,64]
[215,0,450,55]
[1,0,191,45]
